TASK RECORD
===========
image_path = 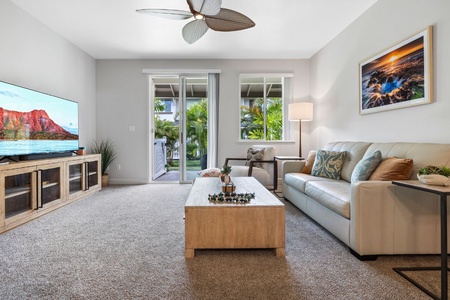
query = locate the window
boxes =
[240,74,293,141]
[164,100,172,112]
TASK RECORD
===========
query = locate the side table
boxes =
[392,180,450,300]
[273,156,303,197]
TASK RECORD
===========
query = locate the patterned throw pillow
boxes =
[198,168,221,177]
[351,150,382,182]
[245,148,265,168]
[311,150,347,180]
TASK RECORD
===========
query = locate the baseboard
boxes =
[108,179,149,185]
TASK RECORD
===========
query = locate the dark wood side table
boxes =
[392,180,450,300]
[273,156,303,196]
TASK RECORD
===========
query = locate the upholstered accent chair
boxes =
[224,145,276,189]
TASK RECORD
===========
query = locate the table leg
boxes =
[275,248,285,257]
[185,248,195,259]
[440,194,447,300]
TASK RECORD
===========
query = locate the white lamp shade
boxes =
[288,102,313,121]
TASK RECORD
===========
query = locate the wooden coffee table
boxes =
[184,177,285,258]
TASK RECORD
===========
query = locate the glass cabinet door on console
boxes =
[67,157,100,199]
[68,162,83,196]
[39,162,64,208]
[0,163,64,227]
[0,166,37,227]
[87,159,100,189]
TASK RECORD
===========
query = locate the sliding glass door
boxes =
[150,74,211,183]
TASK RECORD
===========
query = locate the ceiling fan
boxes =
[136,0,255,44]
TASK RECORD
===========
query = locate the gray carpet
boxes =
[0,183,444,299]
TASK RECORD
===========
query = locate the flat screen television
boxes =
[0,80,79,159]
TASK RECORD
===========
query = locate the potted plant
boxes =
[220,164,232,184]
[418,165,450,186]
[91,138,117,186]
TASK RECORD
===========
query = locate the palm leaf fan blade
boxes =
[188,0,222,16]
[182,20,209,44]
[136,9,192,20]
[205,8,255,31]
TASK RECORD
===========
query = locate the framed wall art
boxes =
[359,26,433,115]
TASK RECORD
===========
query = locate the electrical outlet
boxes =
[129,126,136,132]
[117,164,121,171]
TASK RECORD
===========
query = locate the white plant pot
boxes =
[417,174,450,186]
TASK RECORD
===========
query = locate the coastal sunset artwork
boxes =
[360,27,432,114]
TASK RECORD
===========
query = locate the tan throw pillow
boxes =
[245,148,265,168]
[369,157,414,181]
[301,150,316,174]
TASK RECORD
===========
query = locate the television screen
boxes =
[0,80,79,157]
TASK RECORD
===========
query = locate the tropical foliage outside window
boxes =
[154,98,207,166]
[154,98,178,165]
[240,76,287,141]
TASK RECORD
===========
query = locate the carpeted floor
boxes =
[0,183,444,299]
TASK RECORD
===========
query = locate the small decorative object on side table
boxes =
[392,180,450,300]
[273,156,304,196]
[417,165,450,186]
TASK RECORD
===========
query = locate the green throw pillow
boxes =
[311,150,347,180]
[351,150,382,182]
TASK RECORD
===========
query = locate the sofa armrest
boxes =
[349,181,397,255]
[281,160,306,178]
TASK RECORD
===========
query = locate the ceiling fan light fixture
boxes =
[138,0,255,44]
[194,13,205,20]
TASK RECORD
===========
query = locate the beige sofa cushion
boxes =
[305,180,351,219]
[230,165,272,187]
[365,143,450,179]
[284,172,327,193]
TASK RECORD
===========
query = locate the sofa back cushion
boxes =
[364,143,450,179]
[251,145,276,181]
[323,142,372,182]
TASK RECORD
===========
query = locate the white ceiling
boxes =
[9,0,378,60]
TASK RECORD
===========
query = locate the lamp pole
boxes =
[298,119,302,158]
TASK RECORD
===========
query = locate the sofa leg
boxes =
[349,249,377,261]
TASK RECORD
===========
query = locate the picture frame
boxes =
[359,26,433,115]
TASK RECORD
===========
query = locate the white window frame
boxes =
[239,73,294,142]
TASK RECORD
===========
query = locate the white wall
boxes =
[96,59,310,184]
[0,1,97,147]
[309,0,450,150]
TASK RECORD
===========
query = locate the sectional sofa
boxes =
[281,141,450,260]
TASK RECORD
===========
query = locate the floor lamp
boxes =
[288,102,313,158]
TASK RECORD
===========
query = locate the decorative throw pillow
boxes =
[198,168,221,177]
[369,157,414,181]
[245,148,265,168]
[301,150,316,174]
[351,150,382,182]
[311,150,347,180]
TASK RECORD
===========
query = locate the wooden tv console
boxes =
[0,154,101,233]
